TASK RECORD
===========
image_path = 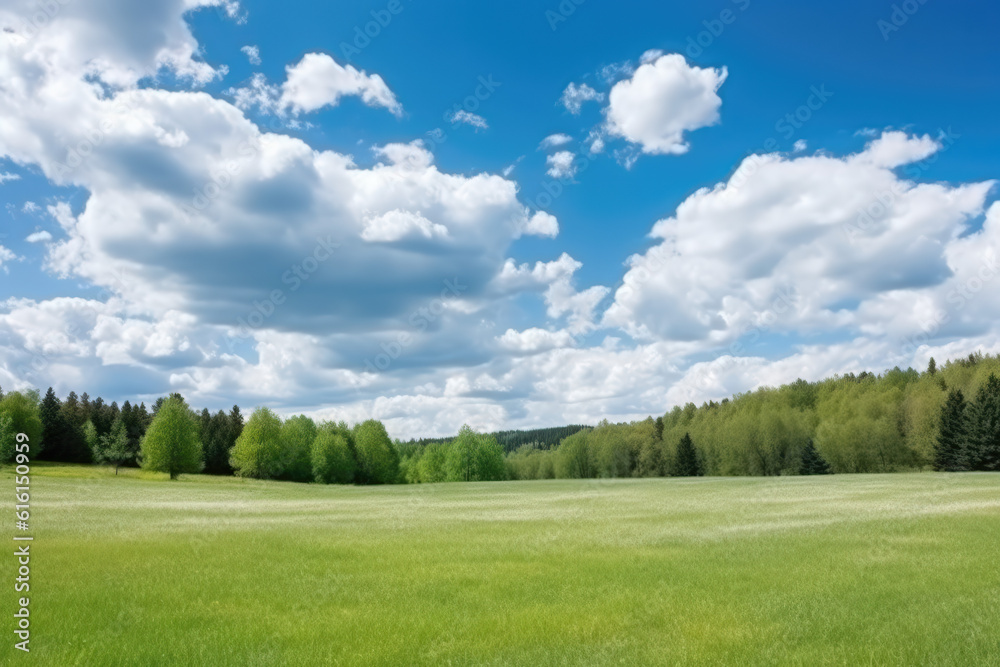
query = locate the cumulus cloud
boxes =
[0,0,614,437]
[560,82,604,114]
[228,52,402,118]
[0,0,231,87]
[603,132,996,347]
[497,328,576,354]
[493,254,609,334]
[279,53,402,116]
[605,53,727,155]
[3,2,999,440]
[361,210,449,243]
[521,211,559,238]
[546,151,577,179]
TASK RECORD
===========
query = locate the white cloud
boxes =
[521,211,559,238]
[539,133,573,150]
[852,130,939,169]
[793,139,808,152]
[605,53,727,155]
[493,254,609,334]
[226,73,281,114]
[0,0,231,88]
[3,1,999,441]
[640,49,665,64]
[361,210,449,243]
[560,82,604,114]
[280,53,401,116]
[448,110,488,130]
[603,132,996,347]
[546,150,578,179]
[0,172,20,184]
[21,201,39,213]
[587,131,606,154]
[240,45,261,65]
[26,230,53,243]
[0,246,20,273]
[497,328,575,354]
[501,159,522,178]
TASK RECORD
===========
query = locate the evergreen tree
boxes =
[80,392,92,422]
[135,402,151,435]
[671,433,703,477]
[966,374,1000,471]
[927,357,937,376]
[799,439,832,475]
[62,391,84,427]
[654,416,664,442]
[140,397,202,479]
[93,417,133,474]
[120,401,144,466]
[934,389,970,472]
[202,411,233,475]
[229,405,244,440]
[39,387,70,461]
[199,408,211,441]
[91,397,111,436]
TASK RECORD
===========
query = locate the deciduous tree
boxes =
[230,407,284,479]
[140,397,202,479]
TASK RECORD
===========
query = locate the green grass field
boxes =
[3,465,999,665]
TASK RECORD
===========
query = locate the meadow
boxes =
[3,465,999,665]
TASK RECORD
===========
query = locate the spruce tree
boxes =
[39,388,69,461]
[94,417,133,474]
[229,405,244,441]
[799,439,832,475]
[202,410,234,475]
[672,433,703,477]
[934,389,969,471]
[966,374,1000,471]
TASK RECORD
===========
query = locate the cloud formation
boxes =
[605,53,727,155]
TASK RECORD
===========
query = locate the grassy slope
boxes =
[3,464,999,665]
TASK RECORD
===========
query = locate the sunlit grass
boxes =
[3,465,999,665]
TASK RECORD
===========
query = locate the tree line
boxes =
[1,352,998,482]
[504,353,1000,480]
[400,424,589,454]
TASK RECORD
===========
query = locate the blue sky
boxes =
[1,0,999,437]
